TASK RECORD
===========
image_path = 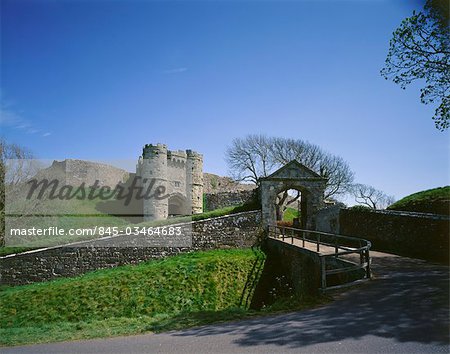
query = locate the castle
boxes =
[136,143,203,221]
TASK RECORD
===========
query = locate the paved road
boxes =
[4,252,449,354]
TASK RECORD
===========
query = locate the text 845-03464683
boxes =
[92,226,183,237]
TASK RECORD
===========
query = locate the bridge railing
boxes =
[267,225,372,292]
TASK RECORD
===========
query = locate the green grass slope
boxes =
[388,186,450,215]
[283,207,299,222]
[0,249,264,346]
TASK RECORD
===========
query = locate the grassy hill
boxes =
[0,248,326,346]
[0,249,263,346]
[388,186,450,215]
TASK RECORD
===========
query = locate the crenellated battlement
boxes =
[142,143,167,159]
[167,150,187,168]
[186,149,202,160]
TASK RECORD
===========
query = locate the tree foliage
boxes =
[381,0,450,130]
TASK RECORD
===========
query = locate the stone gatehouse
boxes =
[136,143,204,221]
[260,160,327,229]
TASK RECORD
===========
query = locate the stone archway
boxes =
[260,160,327,230]
[168,193,191,216]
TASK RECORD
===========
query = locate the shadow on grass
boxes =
[149,308,252,333]
[149,296,328,335]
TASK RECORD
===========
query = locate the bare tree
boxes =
[271,137,324,170]
[0,139,35,186]
[225,135,275,184]
[351,184,396,210]
[318,155,354,200]
[226,135,355,219]
[270,138,354,200]
[0,138,35,246]
[275,189,301,221]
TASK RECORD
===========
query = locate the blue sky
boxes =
[1,0,448,202]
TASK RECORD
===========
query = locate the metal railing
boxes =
[267,225,372,291]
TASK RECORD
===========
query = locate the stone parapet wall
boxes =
[340,208,449,263]
[315,205,341,234]
[265,238,321,296]
[0,211,262,286]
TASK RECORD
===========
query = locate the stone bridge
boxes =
[266,225,371,292]
[259,161,371,293]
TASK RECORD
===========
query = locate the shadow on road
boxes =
[172,253,449,349]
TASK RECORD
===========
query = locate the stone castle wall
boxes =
[46,159,130,187]
[204,190,257,211]
[0,211,261,286]
[167,150,188,198]
[203,173,256,194]
[138,144,169,220]
[315,205,341,234]
[186,150,203,214]
[340,208,449,263]
[264,237,321,296]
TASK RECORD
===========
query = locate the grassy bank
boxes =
[0,249,261,345]
[388,186,450,215]
[0,248,326,346]
[283,207,299,222]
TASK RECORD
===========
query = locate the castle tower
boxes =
[140,143,168,221]
[186,150,203,214]
[137,143,203,221]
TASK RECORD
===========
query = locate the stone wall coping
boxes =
[188,210,261,224]
[267,237,320,260]
[260,177,326,182]
[344,208,450,221]
[205,190,256,196]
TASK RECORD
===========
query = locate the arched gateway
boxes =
[260,160,328,230]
